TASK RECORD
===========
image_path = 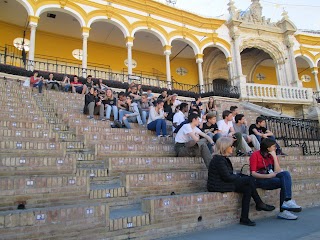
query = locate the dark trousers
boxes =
[234,176,263,219]
[33,80,43,93]
[255,171,292,208]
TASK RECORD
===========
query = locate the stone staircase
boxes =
[0,79,320,239]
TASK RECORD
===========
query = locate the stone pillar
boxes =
[164,45,172,90]
[226,57,234,83]
[28,16,39,71]
[196,54,204,94]
[230,29,246,86]
[312,67,320,92]
[126,37,134,76]
[286,37,301,87]
[82,27,90,78]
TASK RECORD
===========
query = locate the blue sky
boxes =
[155,0,320,30]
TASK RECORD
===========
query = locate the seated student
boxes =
[61,76,71,92]
[174,113,214,168]
[208,137,275,226]
[191,95,205,116]
[127,85,141,102]
[172,103,188,132]
[201,112,222,144]
[82,75,93,94]
[147,99,168,136]
[250,138,302,220]
[46,73,59,91]
[140,93,153,125]
[249,116,286,155]
[217,110,246,156]
[71,75,84,94]
[117,92,127,111]
[95,78,108,92]
[234,114,260,151]
[30,71,43,93]
[205,97,218,115]
[230,106,239,122]
[118,96,143,129]
[103,89,118,121]
[84,88,105,120]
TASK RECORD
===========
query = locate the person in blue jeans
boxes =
[250,138,302,220]
[249,116,286,155]
[103,89,118,121]
[147,99,167,136]
[118,96,143,129]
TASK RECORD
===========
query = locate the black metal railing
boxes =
[202,82,240,99]
[264,116,320,155]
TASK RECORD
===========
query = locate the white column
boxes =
[312,69,320,92]
[227,58,234,82]
[127,42,133,76]
[196,55,204,93]
[82,34,89,78]
[164,50,172,90]
[233,37,243,77]
[28,23,37,71]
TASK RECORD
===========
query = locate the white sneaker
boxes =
[281,200,302,212]
[277,210,298,220]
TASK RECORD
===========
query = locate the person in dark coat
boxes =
[207,137,275,226]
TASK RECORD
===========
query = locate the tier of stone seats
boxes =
[0,77,319,239]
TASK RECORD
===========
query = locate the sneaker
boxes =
[100,118,106,121]
[114,120,123,128]
[236,150,245,157]
[281,200,302,212]
[277,210,298,220]
[87,116,94,119]
[247,151,254,156]
[239,218,256,226]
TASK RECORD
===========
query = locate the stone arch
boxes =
[35,3,86,27]
[87,15,130,38]
[240,38,285,64]
[200,38,231,58]
[295,53,316,68]
[169,34,200,55]
[16,0,34,15]
[131,25,168,46]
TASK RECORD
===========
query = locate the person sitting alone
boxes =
[30,71,43,93]
[174,113,214,168]
[46,73,60,91]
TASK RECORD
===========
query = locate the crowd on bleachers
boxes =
[27,71,302,225]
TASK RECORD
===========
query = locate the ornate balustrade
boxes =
[240,83,314,104]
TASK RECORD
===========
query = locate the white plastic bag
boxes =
[23,78,30,87]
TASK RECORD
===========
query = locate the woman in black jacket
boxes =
[207,137,275,226]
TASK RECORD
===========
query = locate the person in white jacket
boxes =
[147,99,168,136]
[118,96,143,129]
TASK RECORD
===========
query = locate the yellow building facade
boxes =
[0,0,320,97]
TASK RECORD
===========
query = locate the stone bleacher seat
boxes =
[0,77,319,239]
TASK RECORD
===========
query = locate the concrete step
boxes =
[0,128,56,141]
[76,125,157,136]
[90,181,126,199]
[0,175,89,210]
[109,204,150,231]
[121,171,207,197]
[107,157,205,175]
[0,121,68,131]
[0,155,76,176]
[0,202,108,240]
[95,143,175,157]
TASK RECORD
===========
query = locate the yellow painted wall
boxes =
[0,21,198,85]
[253,65,319,89]
[253,65,278,85]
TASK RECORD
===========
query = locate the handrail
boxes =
[263,115,320,155]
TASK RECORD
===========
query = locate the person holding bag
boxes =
[208,137,275,226]
[249,138,302,220]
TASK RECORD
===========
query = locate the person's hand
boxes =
[202,114,206,120]
[269,150,277,159]
[262,134,268,138]
[268,172,277,178]
[124,114,129,117]
[163,112,168,118]
[96,101,101,106]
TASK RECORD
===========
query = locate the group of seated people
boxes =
[29,71,302,226]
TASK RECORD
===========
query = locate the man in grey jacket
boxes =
[233,114,260,152]
[118,96,143,129]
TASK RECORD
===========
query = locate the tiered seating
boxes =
[0,77,319,239]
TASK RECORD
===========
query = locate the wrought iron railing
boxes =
[202,83,240,98]
[264,116,320,155]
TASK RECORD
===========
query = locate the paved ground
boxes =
[165,206,320,240]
